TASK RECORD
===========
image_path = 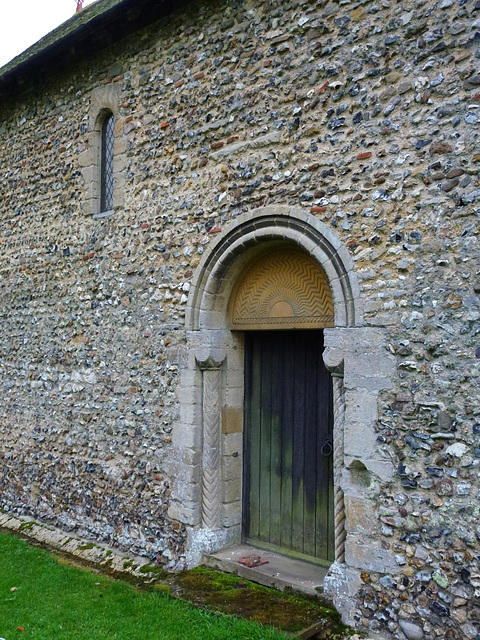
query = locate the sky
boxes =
[0,0,98,68]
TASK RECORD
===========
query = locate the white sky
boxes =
[0,0,98,68]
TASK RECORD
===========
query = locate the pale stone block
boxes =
[172,447,201,467]
[179,368,199,388]
[178,402,202,427]
[114,138,127,155]
[163,458,179,478]
[209,131,281,160]
[199,289,218,308]
[345,536,400,574]
[222,432,242,455]
[347,351,394,378]
[172,423,201,449]
[223,478,242,503]
[173,465,201,489]
[177,385,197,407]
[222,455,242,481]
[225,368,244,389]
[185,526,238,567]
[114,154,128,174]
[334,299,348,327]
[363,459,395,482]
[175,479,201,505]
[345,495,378,534]
[344,372,393,392]
[344,394,378,462]
[90,83,121,125]
[221,501,241,527]
[168,502,201,527]
[78,149,93,168]
[323,562,364,627]
[225,386,243,407]
[90,181,100,198]
[199,309,224,329]
[345,388,378,424]
[80,164,95,184]
[351,328,389,352]
[116,116,127,134]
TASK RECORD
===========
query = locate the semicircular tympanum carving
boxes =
[228,246,335,330]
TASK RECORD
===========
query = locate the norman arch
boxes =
[186,205,363,332]
[170,206,395,618]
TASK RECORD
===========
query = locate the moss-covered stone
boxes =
[175,567,347,635]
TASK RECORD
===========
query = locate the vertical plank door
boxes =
[243,330,334,565]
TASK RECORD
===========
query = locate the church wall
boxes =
[0,0,479,637]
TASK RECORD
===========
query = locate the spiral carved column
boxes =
[332,373,346,563]
[197,356,225,529]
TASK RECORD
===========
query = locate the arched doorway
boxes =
[228,244,336,565]
[176,206,361,563]
[175,206,395,623]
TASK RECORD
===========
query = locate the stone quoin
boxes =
[0,0,479,638]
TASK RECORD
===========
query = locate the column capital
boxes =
[196,355,225,371]
[196,349,226,371]
[323,347,344,376]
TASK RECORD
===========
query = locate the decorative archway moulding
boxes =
[186,205,364,331]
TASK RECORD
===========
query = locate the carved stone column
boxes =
[332,373,346,564]
[196,355,225,529]
[323,336,346,565]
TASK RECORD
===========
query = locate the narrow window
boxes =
[100,113,114,212]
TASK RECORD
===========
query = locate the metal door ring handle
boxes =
[321,442,333,456]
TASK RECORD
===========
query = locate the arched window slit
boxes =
[100,113,114,213]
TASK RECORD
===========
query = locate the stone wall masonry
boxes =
[0,0,479,637]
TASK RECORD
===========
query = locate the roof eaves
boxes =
[0,0,124,81]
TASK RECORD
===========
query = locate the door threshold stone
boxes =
[203,544,328,596]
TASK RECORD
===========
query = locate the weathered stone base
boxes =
[0,511,170,580]
[324,564,394,640]
[184,525,240,568]
[323,562,362,626]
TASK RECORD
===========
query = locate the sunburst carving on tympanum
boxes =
[228,246,335,330]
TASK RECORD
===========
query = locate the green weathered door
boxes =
[243,330,334,565]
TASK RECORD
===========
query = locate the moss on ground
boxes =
[78,542,96,550]
[138,564,167,576]
[174,566,349,635]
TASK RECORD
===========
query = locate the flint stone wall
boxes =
[0,0,479,637]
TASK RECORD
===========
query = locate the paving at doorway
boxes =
[204,544,328,595]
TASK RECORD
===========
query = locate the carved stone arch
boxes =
[172,206,395,625]
[186,205,364,331]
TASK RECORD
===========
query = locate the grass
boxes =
[0,533,288,640]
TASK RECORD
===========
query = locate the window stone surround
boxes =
[79,83,127,217]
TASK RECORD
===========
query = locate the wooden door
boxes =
[243,330,334,565]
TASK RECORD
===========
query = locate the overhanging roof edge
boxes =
[0,0,127,82]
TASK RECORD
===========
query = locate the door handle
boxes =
[320,435,333,457]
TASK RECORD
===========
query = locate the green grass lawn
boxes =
[0,533,288,640]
